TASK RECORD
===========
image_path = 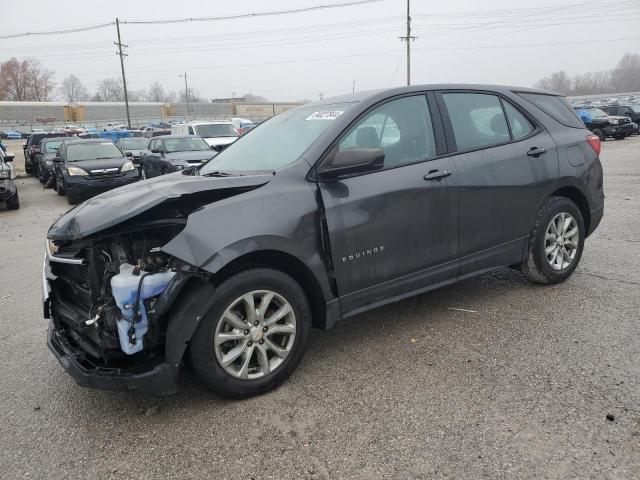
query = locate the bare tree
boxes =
[179,87,202,103]
[243,93,269,103]
[572,71,612,95]
[610,53,640,93]
[534,71,572,94]
[92,78,124,102]
[145,81,173,102]
[0,57,55,101]
[58,75,89,103]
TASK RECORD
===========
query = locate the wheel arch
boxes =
[549,185,591,235]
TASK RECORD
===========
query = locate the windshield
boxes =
[164,137,211,153]
[585,108,608,118]
[195,124,238,138]
[122,138,149,149]
[200,103,354,174]
[66,142,123,162]
[44,141,64,153]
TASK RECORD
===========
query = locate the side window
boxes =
[188,126,194,135]
[518,93,584,129]
[443,93,510,151]
[502,101,535,140]
[338,95,436,169]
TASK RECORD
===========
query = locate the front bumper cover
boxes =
[47,319,179,395]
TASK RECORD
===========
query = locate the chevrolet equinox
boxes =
[43,85,604,398]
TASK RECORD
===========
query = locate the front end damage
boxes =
[43,172,272,395]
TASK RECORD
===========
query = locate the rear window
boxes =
[518,93,584,128]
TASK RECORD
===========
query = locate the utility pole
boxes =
[352,80,356,93]
[114,18,131,129]
[179,73,189,121]
[398,0,417,86]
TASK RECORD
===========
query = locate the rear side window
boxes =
[442,93,510,151]
[503,102,535,140]
[518,93,584,128]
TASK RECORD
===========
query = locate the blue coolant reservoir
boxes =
[110,263,177,355]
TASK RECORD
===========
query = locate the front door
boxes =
[318,94,459,313]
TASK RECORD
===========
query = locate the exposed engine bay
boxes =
[47,223,199,370]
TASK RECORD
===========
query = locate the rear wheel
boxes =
[522,196,585,284]
[56,179,65,196]
[188,269,311,399]
[592,128,605,142]
[5,192,19,210]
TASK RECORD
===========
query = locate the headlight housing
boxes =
[67,166,88,176]
[174,165,184,170]
[609,119,619,125]
[121,161,135,172]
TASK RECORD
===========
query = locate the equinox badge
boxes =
[342,246,384,263]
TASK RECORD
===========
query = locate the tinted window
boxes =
[164,137,211,153]
[443,93,510,151]
[201,102,355,174]
[195,124,238,137]
[339,95,436,169]
[66,142,123,162]
[122,138,149,149]
[503,101,535,140]
[518,93,584,128]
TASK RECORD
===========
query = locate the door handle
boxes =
[423,169,452,181]
[527,147,546,157]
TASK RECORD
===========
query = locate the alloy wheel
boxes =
[544,212,579,270]
[213,290,296,380]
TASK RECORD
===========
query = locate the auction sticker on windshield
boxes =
[306,111,344,121]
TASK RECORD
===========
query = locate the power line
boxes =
[0,0,381,40]
[121,0,381,25]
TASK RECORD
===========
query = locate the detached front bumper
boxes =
[47,321,179,395]
[42,251,179,396]
[63,173,139,199]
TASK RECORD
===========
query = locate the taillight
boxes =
[586,134,601,155]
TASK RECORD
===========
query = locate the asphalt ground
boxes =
[0,136,639,479]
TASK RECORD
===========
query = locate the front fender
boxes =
[161,177,333,300]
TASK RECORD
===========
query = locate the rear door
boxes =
[318,93,459,313]
[436,90,558,274]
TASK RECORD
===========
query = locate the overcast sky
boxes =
[3,0,639,101]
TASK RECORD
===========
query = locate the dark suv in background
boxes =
[600,104,640,132]
[44,84,604,399]
[23,132,69,174]
[574,106,636,140]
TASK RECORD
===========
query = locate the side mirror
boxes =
[4,154,14,162]
[125,151,133,157]
[318,148,385,180]
[53,157,63,163]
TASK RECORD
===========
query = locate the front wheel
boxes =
[188,269,311,399]
[522,196,585,284]
[592,128,606,142]
[5,192,19,210]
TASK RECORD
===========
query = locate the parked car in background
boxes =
[115,136,149,170]
[231,117,255,135]
[44,84,604,398]
[23,132,69,174]
[601,104,640,132]
[1,131,22,140]
[104,123,127,132]
[170,121,238,151]
[139,135,216,178]
[574,106,636,140]
[142,127,171,138]
[36,137,71,187]
[52,139,139,205]
[0,149,18,209]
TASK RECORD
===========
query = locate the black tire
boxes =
[613,134,627,140]
[5,192,19,210]
[25,159,33,175]
[188,268,312,399]
[56,179,65,196]
[592,128,605,142]
[522,196,585,285]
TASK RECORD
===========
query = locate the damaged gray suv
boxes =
[43,85,604,398]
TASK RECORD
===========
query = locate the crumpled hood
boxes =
[48,171,272,240]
